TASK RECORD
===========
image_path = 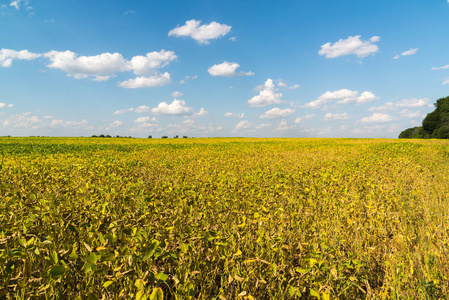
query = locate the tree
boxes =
[399,95,449,139]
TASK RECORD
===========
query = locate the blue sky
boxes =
[1,0,449,138]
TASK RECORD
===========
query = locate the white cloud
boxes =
[2,112,42,128]
[208,61,253,77]
[9,0,25,10]
[135,117,152,123]
[49,119,88,128]
[151,99,193,116]
[277,80,300,90]
[118,72,171,88]
[248,79,283,107]
[319,35,380,58]
[324,112,349,121]
[193,107,208,117]
[129,122,161,133]
[368,102,395,111]
[0,102,14,108]
[395,98,429,108]
[399,109,425,119]
[304,89,377,108]
[275,119,295,131]
[354,91,379,104]
[259,107,295,119]
[294,117,302,124]
[303,114,315,119]
[0,49,41,67]
[393,48,418,59]
[109,121,122,127]
[224,112,245,118]
[43,49,175,84]
[168,19,231,44]
[432,64,449,70]
[128,50,176,76]
[135,105,151,113]
[229,37,237,42]
[443,79,449,85]
[235,120,251,130]
[114,108,134,115]
[361,113,393,123]
[45,50,128,80]
[171,91,183,98]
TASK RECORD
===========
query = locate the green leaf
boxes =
[149,287,163,300]
[310,289,320,299]
[87,253,100,263]
[288,286,296,297]
[50,250,58,265]
[8,248,22,257]
[103,281,114,288]
[134,279,145,290]
[49,265,65,278]
[155,272,169,282]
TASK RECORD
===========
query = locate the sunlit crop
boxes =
[1,137,449,299]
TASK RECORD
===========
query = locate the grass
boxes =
[1,137,449,299]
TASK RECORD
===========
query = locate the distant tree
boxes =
[106,135,111,138]
[162,136,168,139]
[148,135,152,139]
[183,135,188,138]
[399,95,449,139]
[174,135,178,138]
[92,135,97,138]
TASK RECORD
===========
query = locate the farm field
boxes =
[1,137,449,299]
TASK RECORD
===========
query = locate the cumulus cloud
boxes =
[45,50,128,80]
[208,61,253,77]
[135,105,151,113]
[361,113,393,123]
[225,112,245,118]
[171,91,183,98]
[193,107,208,117]
[393,48,418,59]
[259,107,295,119]
[49,119,88,128]
[168,19,231,44]
[351,91,379,104]
[135,117,152,123]
[151,99,193,116]
[275,119,296,131]
[248,79,283,107]
[304,89,378,108]
[276,80,300,90]
[399,109,425,119]
[443,79,449,85]
[319,35,380,58]
[128,50,176,76]
[0,48,41,67]
[235,120,251,130]
[395,98,429,108]
[294,117,302,124]
[0,102,14,108]
[109,121,122,127]
[0,48,175,86]
[324,112,349,121]
[368,102,395,111]
[2,112,42,128]
[118,72,171,88]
